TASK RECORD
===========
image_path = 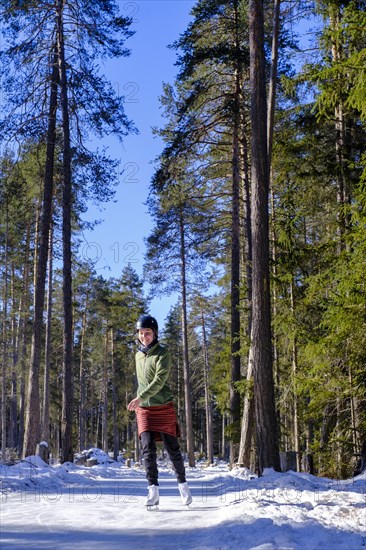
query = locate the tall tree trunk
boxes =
[267,0,281,170]
[96,396,101,448]
[111,329,119,461]
[268,1,282,448]
[238,344,254,467]
[179,211,195,467]
[78,290,89,452]
[17,222,32,455]
[102,327,109,453]
[269,184,281,442]
[201,310,214,464]
[23,44,58,457]
[42,220,54,443]
[57,1,74,463]
[238,110,254,467]
[222,415,228,460]
[348,364,360,455]
[1,198,9,461]
[330,5,347,246]
[9,262,18,449]
[241,114,252,317]
[229,61,242,466]
[290,279,301,471]
[267,0,282,436]
[249,0,280,475]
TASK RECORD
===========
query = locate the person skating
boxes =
[127,314,192,508]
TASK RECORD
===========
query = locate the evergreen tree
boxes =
[165,0,252,464]
[249,0,280,474]
[145,166,209,467]
[0,0,134,457]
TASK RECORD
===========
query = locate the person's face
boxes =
[138,328,154,346]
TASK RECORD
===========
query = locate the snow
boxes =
[74,448,115,465]
[1,453,365,550]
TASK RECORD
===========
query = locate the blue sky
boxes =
[80,1,195,326]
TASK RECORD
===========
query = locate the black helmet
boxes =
[136,314,158,332]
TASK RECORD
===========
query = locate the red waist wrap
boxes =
[136,402,180,441]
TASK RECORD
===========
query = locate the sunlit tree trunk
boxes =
[179,211,195,467]
[238,112,254,467]
[238,344,254,467]
[78,290,89,452]
[229,71,242,465]
[239,0,280,470]
[267,0,282,435]
[249,0,280,474]
[57,0,74,463]
[23,44,58,458]
[9,261,18,449]
[267,0,281,172]
[102,327,109,453]
[42,220,54,444]
[17,222,32,455]
[1,198,9,461]
[268,1,281,434]
[111,329,119,461]
[330,5,347,245]
[201,310,214,464]
[290,279,301,471]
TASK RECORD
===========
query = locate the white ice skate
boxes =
[178,482,192,507]
[145,485,159,509]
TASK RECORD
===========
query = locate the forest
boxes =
[0,0,365,479]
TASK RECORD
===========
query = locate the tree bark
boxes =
[57,0,74,463]
[17,221,32,455]
[23,43,58,458]
[111,329,119,461]
[290,279,301,471]
[201,310,214,464]
[249,0,280,475]
[238,343,254,467]
[179,211,195,467]
[9,261,18,449]
[229,61,242,466]
[238,107,254,467]
[330,5,347,246]
[1,198,9,461]
[267,0,281,170]
[268,1,281,437]
[42,220,53,444]
[78,290,89,452]
[102,327,109,453]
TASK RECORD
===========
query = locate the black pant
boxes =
[140,431,186,486]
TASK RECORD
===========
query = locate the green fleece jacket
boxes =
[136,342,174,406]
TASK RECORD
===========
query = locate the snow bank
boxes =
[1,454,365,549]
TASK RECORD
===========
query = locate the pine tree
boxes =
[0,0,134,458]
[249,0,280,474]
[145,168,207,467]
[166,0,252,464]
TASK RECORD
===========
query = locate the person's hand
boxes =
[127,397,141,411]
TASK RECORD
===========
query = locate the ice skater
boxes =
[128,314,192,508]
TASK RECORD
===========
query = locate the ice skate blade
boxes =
[146,503,159,510]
